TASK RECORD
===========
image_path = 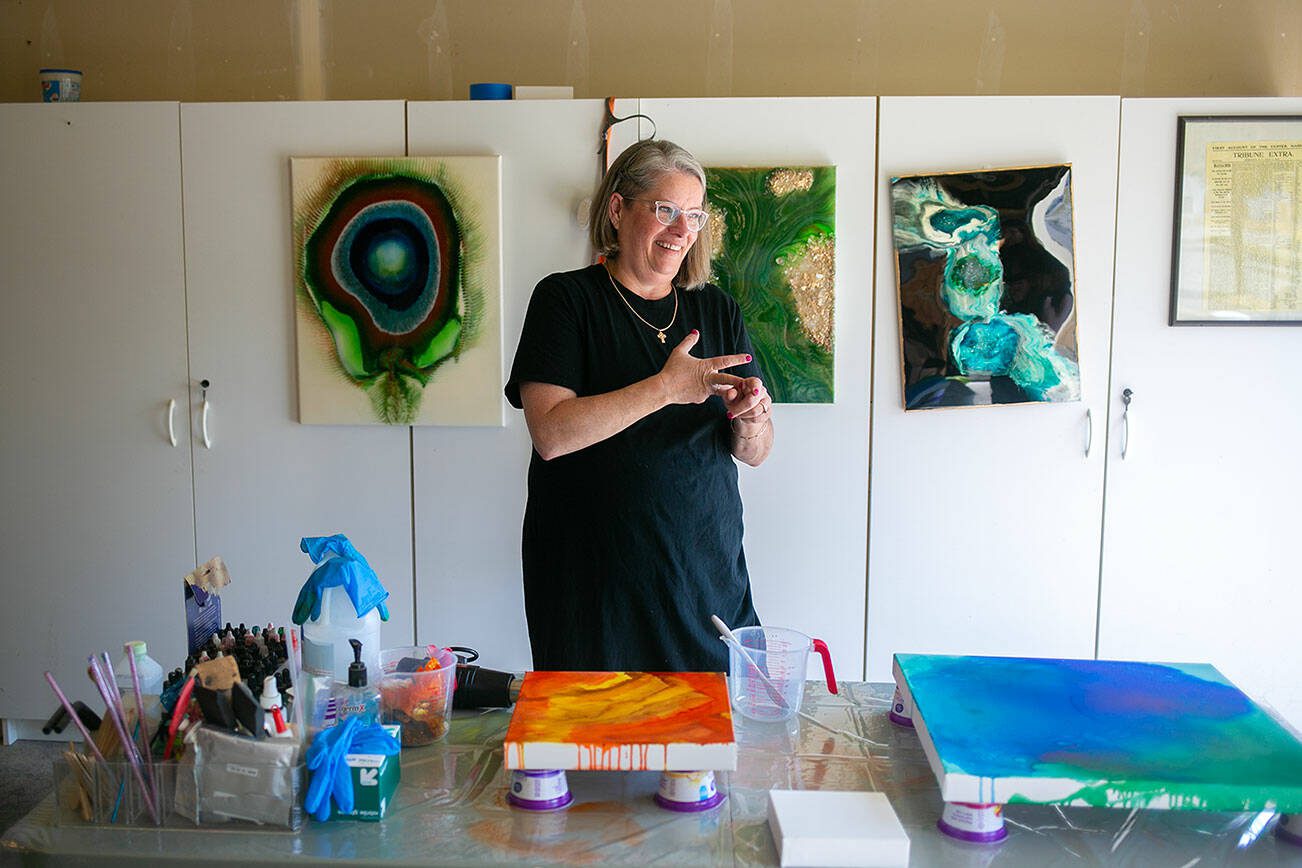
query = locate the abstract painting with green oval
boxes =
[705,166,836,403]
[291,156,503,426]
[891,165,1079,411]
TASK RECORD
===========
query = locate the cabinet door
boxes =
[638,97,877,680]
[405,99,608,670]
[0,103,195,719]
[1099,97,1302,728]
[867,97,1120,680]
[180,102,414,647]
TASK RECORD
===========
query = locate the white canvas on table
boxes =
[768,790,910,867]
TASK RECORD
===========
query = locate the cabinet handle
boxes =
[1083,408,1092,458]
[200,379,212,449]
[1120,388,1134,459]
[167,398,177,447]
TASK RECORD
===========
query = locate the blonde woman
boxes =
[505,139,773,671]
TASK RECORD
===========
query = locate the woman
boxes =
[505,139,773,672]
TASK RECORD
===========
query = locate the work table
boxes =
[4,683,1297,865]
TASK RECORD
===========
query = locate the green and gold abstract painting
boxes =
[891,165,1079,410]
[292,156,503,426]
[705,166,836,403]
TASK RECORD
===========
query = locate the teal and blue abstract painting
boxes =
[891,166,1080,410]
[893,653,1302,811]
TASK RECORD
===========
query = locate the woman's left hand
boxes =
[723,376,771,427]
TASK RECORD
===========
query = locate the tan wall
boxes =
[3,0,1299,103]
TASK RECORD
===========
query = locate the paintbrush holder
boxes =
[51,757,176,827]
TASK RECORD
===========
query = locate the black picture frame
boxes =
[1170,115,1302,326]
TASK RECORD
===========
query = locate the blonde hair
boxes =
[589,139,713,290]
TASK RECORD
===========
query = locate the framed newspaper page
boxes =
[1170,115,1302,325]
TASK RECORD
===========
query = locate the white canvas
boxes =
[768,790,910,867]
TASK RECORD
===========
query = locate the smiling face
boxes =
[609,170,704,297]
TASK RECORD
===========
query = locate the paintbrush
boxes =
[123,645,158,802]
[88,655,158,824]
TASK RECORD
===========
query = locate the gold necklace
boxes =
[606,268,677,344]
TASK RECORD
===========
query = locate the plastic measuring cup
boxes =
[378,645,456,745]
[726,626,836,721]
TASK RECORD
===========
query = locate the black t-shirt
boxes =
[505,263,762,672]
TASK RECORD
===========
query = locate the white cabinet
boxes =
[638,97,877,680]
[0,104,196,720]
[180,102,416,652]
[5,96,1300,728]
[1098,97,1302,728]
[866,97,1121,681]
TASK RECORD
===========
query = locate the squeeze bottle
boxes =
[115,640,165,697]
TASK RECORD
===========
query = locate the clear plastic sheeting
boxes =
[5,683,1302,865]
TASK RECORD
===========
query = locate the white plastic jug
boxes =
[299,584,382,685]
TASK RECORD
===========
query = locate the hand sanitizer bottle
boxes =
[335,638,380,726]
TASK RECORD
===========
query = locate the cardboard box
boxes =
[334,724,401,821]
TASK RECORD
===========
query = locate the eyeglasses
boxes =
[625,198,710,232]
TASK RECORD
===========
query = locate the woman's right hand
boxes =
[657,330,752,405]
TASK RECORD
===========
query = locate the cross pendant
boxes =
[656,331,666,344]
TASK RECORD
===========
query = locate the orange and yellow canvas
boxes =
[503,671,737,771]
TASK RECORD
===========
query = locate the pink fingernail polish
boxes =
[726,412,734,420]
[691,329,699,335]
[753,388,760,395]
[745,354,752,362]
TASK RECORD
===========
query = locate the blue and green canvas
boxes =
[894,653,1302,811]
[891,166,1080,410]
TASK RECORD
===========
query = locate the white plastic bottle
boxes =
[114,640,165,728]
[115,640,165,697]
[299,585,382,689]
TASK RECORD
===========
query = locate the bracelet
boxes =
[730,417,769,441]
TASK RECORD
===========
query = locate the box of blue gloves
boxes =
[337,724,401,821]
[305,718,402,822]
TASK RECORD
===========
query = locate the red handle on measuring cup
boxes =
[811,639,837,694]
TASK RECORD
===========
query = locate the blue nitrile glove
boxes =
[305,715,361,822]
[292,534,391,625]
[304,718,402,822]
[351,723,401,757]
